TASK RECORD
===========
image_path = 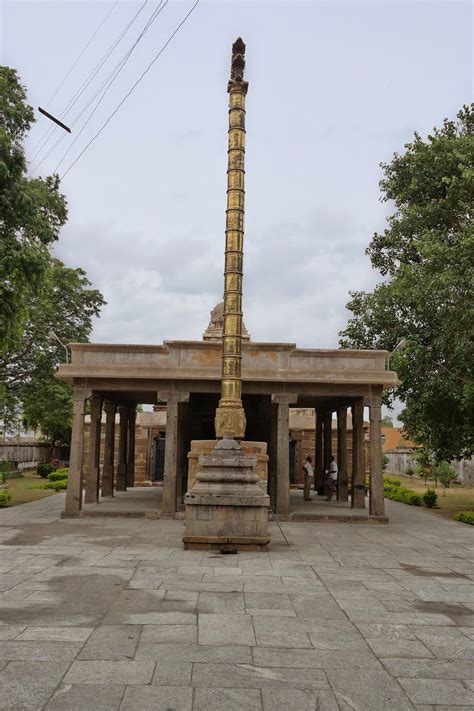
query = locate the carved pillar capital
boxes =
[157,392,190,405]
[271,394,297,406]
[103,400,116,416]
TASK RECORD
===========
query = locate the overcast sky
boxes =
[2,0,472,354]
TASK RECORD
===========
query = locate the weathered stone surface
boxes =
[191,663,328,689]
[252,616,311,648]
[135,643,252,664]
[17,626,93,641]
[120,685,193,711]
[261,687,339,711]
[78,624,141,660]
[64,660,154,685]
[397,678,474,706]
[0,661,70,711]
[198,613,256,645]
[2,490,474,711]
[141,623,197,644]
[193,687,262,711]
[325,668,414,710]
[2,640,83,661]
[45,683,125,711]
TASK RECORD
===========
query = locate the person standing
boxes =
[303,455,314,501]
[326,456,338,501]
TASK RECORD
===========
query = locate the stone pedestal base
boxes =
[183,437,270,551]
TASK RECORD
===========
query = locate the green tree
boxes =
[0,67,67,351]
[1,258,105,443]
[436,461,459,495]
[340,105,474,462]
[381,415,394,427]
[0,67,105,443]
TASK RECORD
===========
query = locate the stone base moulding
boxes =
[183,437,270,551]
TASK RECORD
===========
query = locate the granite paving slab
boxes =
[1,493,474,709]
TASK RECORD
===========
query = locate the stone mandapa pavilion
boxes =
[57,320,398,521]
[58,37,399,524]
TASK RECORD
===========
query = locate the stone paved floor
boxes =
[0,494,473,710]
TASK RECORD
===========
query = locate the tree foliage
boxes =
[0,67,105,444]
[340,105,474,461]
[0,67,68,351]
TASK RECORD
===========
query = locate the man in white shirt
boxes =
[326,456,338,501]
[303,456,314,501]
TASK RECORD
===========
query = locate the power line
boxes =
[30,0,149,168]
[53,0,168,174]
[33,0,166,174]
[29,0,119,155]
[61,0,200,179]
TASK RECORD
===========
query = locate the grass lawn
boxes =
[385,473,474,518]
[3,469,59,507]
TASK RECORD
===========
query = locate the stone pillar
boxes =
[159,392,190,515]
[369,395,385,516]
[351,400,365,509]
[323,411,332,496]
[271,394,297,516]
[116,406,129,492]
[84,394,102,504]
[268,402,278,510]
[314,412,323,493]
[101,401,116,497]
[337,406,348,502]
[126,408,136,488]
[64,388,89,513]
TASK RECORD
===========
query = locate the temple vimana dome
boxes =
[58,37,398,540]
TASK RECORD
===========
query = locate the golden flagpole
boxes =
[215,37,248,440]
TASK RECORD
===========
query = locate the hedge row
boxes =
[0,490,11,508]
[48,468,69,482]
[384,477,437,508]
[454,511,474,525]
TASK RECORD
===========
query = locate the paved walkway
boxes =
[81,486,369,520]
[0,494,473,710]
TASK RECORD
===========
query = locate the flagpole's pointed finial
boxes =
[231,37,246,81]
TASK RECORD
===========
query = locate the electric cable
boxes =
[61,0,200,179]
[32,0,166,175]
[29,0,119,155]
[53,0,168,174]
[30,0,149,167]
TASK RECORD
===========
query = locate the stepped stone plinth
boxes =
[183,437,270,551]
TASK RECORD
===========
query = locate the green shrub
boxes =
[48,468,69,482]
[36,463,55,478]
[454,511,474,525]
[0,489,12,507]
[406,467,415,481]
[382,453,389,471]
[423,489,438,508]
[44,479,68,491]
[384,480,422,506]
[384,476,401,487]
